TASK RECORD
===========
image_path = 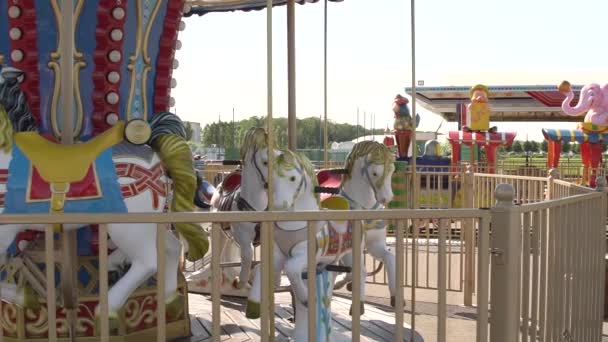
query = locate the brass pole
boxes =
[261,0,276,340]
[323,0,329,168]
[59,1,78,341]
[287,0,297,150]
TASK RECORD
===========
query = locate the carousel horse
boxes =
[208,127,280,289]
[245,150,363,329]
[326,141,398,308]
[0,66,208,325]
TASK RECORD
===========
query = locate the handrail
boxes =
[0,208,489,225]
[515,192,603,212]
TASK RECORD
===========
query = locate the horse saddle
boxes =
[215,171,241,212]
[14,122,125,230]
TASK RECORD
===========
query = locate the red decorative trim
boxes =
[527,91,580,108]
[0,169,7,207]
[6,1,41,126]
[91,1,127,135]
[116,163,167,210]
[153,0,185,113]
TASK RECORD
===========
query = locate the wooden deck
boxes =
[175,293,423,341]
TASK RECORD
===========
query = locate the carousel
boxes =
[0,0,210,340]
[0,0,426,341]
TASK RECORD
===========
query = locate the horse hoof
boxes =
[349,302,365,316]
[166,292,184,321]
[346,282,353,292]
[94,310,120,335]
[245,300,260,319]
[19,284,40,311]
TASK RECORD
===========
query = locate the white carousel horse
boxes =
[329,140,398,307]
[208,127,280,289]
[245,149,361,341]
[0,66,207,325]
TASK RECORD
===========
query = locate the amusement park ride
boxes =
[0,0,603,341]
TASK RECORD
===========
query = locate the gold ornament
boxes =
[124,119,152,145]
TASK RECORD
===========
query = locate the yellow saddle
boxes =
[15,122,124,183]
[14,122,125,230]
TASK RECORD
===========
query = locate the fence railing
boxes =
[491,187,606,342]
[0,180,604,341]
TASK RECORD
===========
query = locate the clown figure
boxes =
[463,84,497,133]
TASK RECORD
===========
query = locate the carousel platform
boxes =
[176,292,423,341]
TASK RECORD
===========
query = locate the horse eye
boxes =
[263,160,268,166]
[372,172,378,177]
[290,176,296,182]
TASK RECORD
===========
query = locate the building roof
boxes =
[404,85,584,123]
[184,0,344,16]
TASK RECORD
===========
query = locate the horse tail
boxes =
[148,112,209,261]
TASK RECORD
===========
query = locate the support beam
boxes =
[59,1,78,341]
[287,0,297,150]
[323,0,328,167]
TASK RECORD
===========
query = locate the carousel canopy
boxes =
[185,0,344,16]
[405,85,584,123]
[542,128,608,144]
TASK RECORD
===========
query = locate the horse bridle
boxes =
[251,146,269,189]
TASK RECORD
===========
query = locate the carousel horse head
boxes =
[272,149,319,210]
[240,127,272,189]
[343,140,396,205]
[0,65,25,86]
[0,65,37,134]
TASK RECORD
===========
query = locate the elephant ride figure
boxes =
[0,1,207,339]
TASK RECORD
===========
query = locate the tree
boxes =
[512,140,523,153]
[523,140,534,152]
[540,140,548,153]
[561,142,571,154]
[184,122,193,141]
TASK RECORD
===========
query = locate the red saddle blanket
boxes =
[27,165,100,201]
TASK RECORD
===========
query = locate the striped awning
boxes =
[185,0,344,16]
[542,128,608,144]
[447,131,517,147]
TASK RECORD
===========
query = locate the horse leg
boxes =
[231,222,256,289]
[349,245,367,316]
[365,229,397,307]
[107,248,128,272]
[335,251,354,291]
[0,281,39,310]
[164,230,184,320]
[246,244,285,319]
[283,243,309,306]
[99,223,158,328]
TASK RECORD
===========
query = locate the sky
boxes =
[172,0,608,142]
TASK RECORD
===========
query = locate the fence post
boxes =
[490,183,521,342]
[463,165,475,306]
[546,168,559,200]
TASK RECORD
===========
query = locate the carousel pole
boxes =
[261,0,276,340]
[323,0,329,168]
[409,0,418,210]
[406,1,418,342]
[287,0,297,150]
[59,1,79,340]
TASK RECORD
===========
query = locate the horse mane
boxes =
[240,127,267,161]
[342,140,396,186]
[275,149,319,202]
[0,105,13,153]
[0,77,37,133]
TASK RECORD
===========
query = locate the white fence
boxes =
[0,181,604,341]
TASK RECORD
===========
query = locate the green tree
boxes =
[512,140,523,153]
[540,140,548,152]
[561,142,571,154]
